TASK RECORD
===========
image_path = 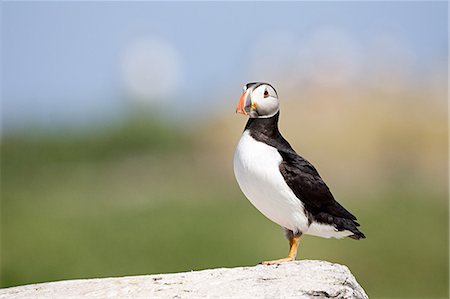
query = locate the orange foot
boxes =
[261,234,301,265]
[261,256,294,265]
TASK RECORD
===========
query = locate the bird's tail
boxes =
[344,219,366,240]
[315,212,366,240]
[348,228,366,240]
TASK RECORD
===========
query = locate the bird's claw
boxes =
[260,257,294,265]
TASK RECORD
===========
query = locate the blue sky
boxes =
[2,1,448,131]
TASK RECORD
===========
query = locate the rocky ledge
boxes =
[0,260,368,299]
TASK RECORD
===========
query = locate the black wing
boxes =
[278,148,365,239]
[243,116,365,239]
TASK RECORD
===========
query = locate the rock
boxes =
[0,260,368,299]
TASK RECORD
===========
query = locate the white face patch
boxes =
[250,84,279,118]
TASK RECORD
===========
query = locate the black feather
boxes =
[244,112,365,239]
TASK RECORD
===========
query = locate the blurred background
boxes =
[1,1,448,298]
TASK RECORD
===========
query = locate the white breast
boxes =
[233,130,309,234]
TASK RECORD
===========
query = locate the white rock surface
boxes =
[0,260,368,299]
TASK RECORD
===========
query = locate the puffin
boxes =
[233,82,365,265]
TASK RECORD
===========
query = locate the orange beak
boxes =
[236,90,250,115]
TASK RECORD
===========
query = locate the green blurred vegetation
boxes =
[1,116,448,298]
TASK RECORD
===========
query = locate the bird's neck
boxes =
[244,112,281,138]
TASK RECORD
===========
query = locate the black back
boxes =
[244,112,365,239]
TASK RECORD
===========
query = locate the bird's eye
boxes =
[263,89,269,98]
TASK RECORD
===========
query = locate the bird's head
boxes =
[236,82,279,118]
